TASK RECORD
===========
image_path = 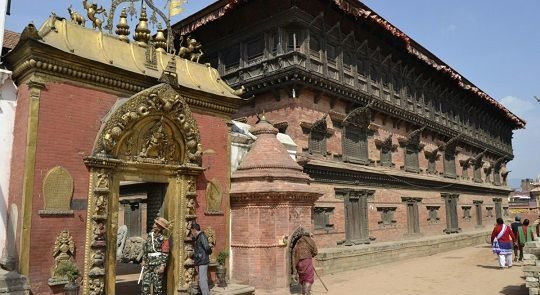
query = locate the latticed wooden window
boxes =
[377,207,397,227]
[442,193,460,234]
[462,206,471,221]
[343,126,368,164]
[474,201,483,226]
[486,207,494,218]
[309,116,328,156]
[444,152,456,178]
[405,146,420,172]
[309,129,326,156]
[314,207,334,230]
[427,206,440,224]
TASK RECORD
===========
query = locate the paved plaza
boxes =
[314,244,527,295]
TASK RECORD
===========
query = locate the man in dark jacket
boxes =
[511,216,522,261]
[191,223,211,295]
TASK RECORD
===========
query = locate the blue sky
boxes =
[5,1,540,188]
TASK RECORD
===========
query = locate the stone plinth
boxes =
[230,118,322,291]
[523,239,540,294]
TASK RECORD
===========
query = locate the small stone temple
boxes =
[230,117,322,292]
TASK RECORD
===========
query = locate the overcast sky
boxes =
[5,1,540,188]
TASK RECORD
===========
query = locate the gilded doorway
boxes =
[82,83,202,295]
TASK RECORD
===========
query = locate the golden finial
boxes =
[133,6,150,45]
[154,23,167,52]
[115,8,130,42]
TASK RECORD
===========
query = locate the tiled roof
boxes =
[3,30,20,50]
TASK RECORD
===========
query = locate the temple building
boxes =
[175,0,525,288]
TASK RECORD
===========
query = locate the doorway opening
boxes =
[115,181,168,294]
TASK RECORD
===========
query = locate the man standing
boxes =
[293,229,318,295]
[511,216,522,261]
[518,219,536,261]
[141,217,170,295]
[191,223,211,295]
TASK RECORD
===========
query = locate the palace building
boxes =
[174,0,524,290]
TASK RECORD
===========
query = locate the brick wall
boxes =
[10,82,232,293]
[27,83,117,293]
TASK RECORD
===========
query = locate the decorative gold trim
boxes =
[18,77,45,276]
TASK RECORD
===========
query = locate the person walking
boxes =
[517,219,536,261]
[511,216,522,261]
[140,217,170,295]
[191,223,212,295]
[293,229,318,295]
[491,217,516,269]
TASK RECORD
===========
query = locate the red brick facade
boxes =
[7,81,233,293]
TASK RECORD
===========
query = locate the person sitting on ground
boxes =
[517,218,536,261]
[491,217,517,269]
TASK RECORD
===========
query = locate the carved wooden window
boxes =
[442,193,460,234]
[444,151,457,178]
[380,149,392,167]
[336,188,374,246]
[269,32,280,56]
[402,197,421,235]
[474,201,483,226]
[377,207,397,227]
[223,45,240,70]
[427,206,440,224]
[425,151,439,174]
[310,34,321,56]
[493,198,503,219]
[473,164,482,182]
[122,201,142,237]
[462,206,471,221]
[308,116,328,156]
[343,126,368,164]
[400,127,424,173]
[327,43,338,64]
[246,37,264,61]
[486,207,494,218]
[314,207,334,231]
[286,30,304,52]
[405,146,420,173]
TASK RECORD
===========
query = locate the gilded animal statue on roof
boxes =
[68,5,85,26]
[178,36,204,63]
[83,0,107,30]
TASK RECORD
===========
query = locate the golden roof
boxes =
[36,15,240,99]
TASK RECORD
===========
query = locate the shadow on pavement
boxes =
[476,264,503,269]
[501,284,528,295]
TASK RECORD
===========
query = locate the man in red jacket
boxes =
[491,217,517,268]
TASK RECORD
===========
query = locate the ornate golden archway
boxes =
[82,83,202,295]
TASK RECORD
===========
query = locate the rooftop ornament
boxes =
[104,0,185,51]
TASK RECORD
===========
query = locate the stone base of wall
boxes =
[317,230,490,275]
[522,240,540,295]
[0,270,31,295]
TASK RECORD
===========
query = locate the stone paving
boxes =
[312,244,528,295]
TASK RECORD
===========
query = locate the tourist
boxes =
[491,217,516,269]
[517,219,536,261]
[293,229,318,295]
[191,223,212,295]
[511,216,522,261]
[141,217,170,295]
